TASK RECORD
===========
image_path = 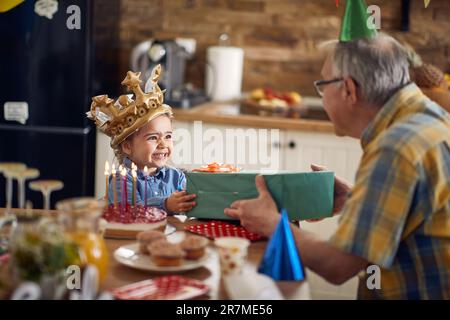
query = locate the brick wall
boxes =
[94,0,450,96]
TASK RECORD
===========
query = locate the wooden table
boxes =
[1,209,310,300]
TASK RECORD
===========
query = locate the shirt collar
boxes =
[123,157,167,179]
[123,157,132,168]
[360,83,424,149]
[148,166,167,179]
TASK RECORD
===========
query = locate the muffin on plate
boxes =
[180,235,209,260]
[136,230,166,254]
[147,240,186,267]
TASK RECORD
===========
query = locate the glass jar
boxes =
[8,213,83,299]
[56,197,109,284]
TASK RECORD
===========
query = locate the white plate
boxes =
[114,243,212,273]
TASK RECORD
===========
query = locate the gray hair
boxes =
[331,34,411,107]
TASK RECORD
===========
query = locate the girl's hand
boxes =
[165,191,196,213]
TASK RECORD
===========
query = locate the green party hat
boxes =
[339,0,377,42]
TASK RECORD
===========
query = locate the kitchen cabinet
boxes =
[172,121,362,177]
[172,121,285,172]
[283,131,362,182]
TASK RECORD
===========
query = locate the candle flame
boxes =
[132,169,137,178]
[144,166,148,174]
[104,161,110,175]
[121,167,127,177]
[112,163,116,175]
[119,164,123,172]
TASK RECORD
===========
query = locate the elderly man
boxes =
[224,34,450,299]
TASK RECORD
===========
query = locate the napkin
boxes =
[112,276,210,300]
[224,266,284,300]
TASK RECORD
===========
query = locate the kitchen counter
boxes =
[172,100,335,133]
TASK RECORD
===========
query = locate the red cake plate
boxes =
[102,205,168,239]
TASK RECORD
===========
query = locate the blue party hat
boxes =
[258,209,305,281]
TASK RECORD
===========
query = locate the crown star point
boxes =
[93,94,106,104]
[92,94,115,107]
[121,71,142,88]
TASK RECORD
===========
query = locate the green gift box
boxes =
[186,171,335,221]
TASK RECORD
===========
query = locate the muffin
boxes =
[147,240,186,267]
[180,235,209,260]
[136,230,165,254]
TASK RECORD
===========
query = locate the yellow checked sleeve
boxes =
[329,147,419,268]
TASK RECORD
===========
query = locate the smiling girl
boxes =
[88,65,196,214]
[111,114,196,214]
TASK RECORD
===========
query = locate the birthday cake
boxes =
[102,205,167,239]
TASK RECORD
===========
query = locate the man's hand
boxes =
[307,164,352,222]
[224,175,280,237]
[165,191,196,213]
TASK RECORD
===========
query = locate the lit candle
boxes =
[132,169,137,207]
[112,163,117,208]
[144,166,148,208]
[119,163,124,211]
[120,167,127,216]
[104,161,110,203]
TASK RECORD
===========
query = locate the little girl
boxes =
[112,113,196,213]
[87,65,196,214]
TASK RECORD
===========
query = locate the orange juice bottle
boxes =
[68,231,109,283]
[57,198,109,283]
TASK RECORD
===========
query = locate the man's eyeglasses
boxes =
[313,78,343,97]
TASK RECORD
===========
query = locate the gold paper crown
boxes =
[86,64,173,148]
